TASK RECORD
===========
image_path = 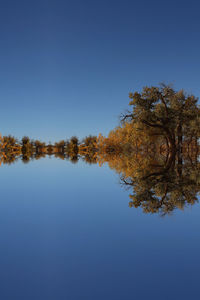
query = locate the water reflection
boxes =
[120,153,200,215]
[0,135,199,216]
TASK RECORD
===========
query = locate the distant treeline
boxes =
[0,135,98,165]
[1,130,199,166]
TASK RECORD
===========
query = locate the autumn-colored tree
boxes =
[0,135,21,164]
[122,84,200,153]
[34,140,46,154]
[79,136,97,164]
[21,136,35,162]
[54,140,65,154]
[65,136,79,162]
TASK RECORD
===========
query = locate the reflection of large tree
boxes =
[121,153,200,215]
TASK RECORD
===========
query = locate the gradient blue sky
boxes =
[0,0,199,142]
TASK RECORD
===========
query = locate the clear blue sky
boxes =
[0,0,199,142]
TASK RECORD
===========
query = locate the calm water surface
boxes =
[0,158,199,300]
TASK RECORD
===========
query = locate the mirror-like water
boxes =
[0,157,199,300]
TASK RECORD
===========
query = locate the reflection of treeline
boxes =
[0,135,98,165]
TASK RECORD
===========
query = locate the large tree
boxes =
[122,84,200,153]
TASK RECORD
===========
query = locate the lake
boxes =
[0,157,199,300]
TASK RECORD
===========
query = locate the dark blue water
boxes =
[0,158,199,300]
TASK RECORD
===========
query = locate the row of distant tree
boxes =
[0,135,98,165]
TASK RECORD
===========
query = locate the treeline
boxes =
[0,135,98,165]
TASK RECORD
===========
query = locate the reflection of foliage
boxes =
[119,153,200,215]
[98,127,200,215]
[0,132,199,215]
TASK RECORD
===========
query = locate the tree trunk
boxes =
[165,130,176,154]
[177,122,183,154]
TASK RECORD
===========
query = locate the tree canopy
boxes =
[122,84,200,152]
